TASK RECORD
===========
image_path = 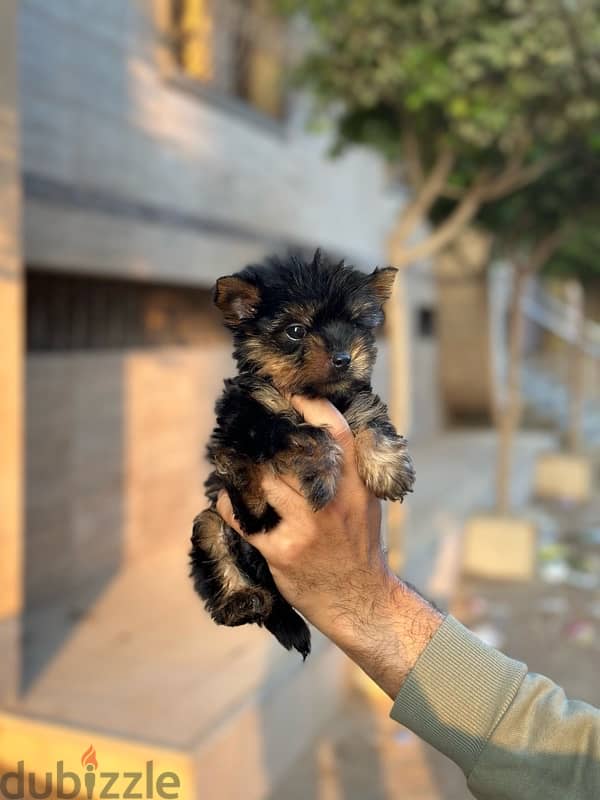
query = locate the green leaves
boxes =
[545,221,600,282]
[277,0,600,168]
[275,0,600,268]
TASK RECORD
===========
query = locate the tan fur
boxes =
[193,509,274,620]
[368,267,397,303]
[193,509,252,596]
[213,449,269,518]
[214,276,261,326]
[354,428,412,500]
[256,349,303,393]
[344,393,381,430]
[302,335,334,384]
[350,339,375,382]
[278,302,316,327]
[252,382,294,415]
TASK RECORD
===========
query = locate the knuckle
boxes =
[332,424,354,450]
[278,536,304,566]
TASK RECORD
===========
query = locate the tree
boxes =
[276,0,600,558]
[278,0,600,267]
[454,145,600,514]
[544,219,600,453]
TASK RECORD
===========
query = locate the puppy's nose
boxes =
[332,352,351,369]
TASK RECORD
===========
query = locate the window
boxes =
[416,306,436,339]
[171,0,286,120]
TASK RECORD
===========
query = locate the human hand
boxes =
[216,396,443,697]
[218,395,390,631]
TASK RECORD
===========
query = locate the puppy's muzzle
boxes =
[331,351,351,370]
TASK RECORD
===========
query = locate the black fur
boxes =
[190,250,415,657]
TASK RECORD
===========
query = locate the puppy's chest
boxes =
[210,376,297,461]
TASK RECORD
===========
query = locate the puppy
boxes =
[190,250,415,658]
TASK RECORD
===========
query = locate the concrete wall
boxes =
[0,0,23,703]
[19,0,400,283]
[25,335,233,610]
[437,229,495,424]
[12,4,440,780]
[406,264,441,441]
[18,0,413,611]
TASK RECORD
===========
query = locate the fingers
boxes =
[216,490,242,535]
[216,468,306,539]
[275,470,304,497]
[261,470,307,518]
[291,395,355,454]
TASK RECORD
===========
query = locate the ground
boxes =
[269,447,600,800]
[4,430,597,799]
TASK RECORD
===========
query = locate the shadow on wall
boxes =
[20,268,233,692]
[22,351,126,691]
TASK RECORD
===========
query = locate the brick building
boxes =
[0,2,440,796]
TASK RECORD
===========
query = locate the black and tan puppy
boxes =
[190,250,414,658]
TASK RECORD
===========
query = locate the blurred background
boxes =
[0,1,599,798]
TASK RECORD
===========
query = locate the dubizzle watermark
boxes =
[0,745,181,799]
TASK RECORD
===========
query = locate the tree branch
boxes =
[389,146,455,255]
[441,155,554,202]
[481,157,554,201]
[513,227,566,278]
[401,127,425,189]
[527,228,566,274]
[392,179,486,267]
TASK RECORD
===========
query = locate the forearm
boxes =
[390,615,600,799]
[307,571,444,699]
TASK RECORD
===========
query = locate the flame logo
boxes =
[81,744,98,770]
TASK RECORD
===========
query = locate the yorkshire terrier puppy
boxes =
[190,250,414,658]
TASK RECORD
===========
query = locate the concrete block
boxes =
[534,452,593,504]
[462,514,536,581]
[0,711,196,799]
[0,616,20,704]
[193,639,343,800]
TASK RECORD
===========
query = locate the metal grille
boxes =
[171,0,288,119]
[26,270,222,352]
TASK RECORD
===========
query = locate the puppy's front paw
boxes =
[277,425,343,510]
[355,429,415,502]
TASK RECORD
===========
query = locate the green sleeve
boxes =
[389,615,600,799]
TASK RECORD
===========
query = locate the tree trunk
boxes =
[494,230,565,515]
[496,266,527,515]
[565,280,585,453]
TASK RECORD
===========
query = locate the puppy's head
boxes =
[213,250,397,397]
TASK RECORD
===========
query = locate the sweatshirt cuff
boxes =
[390,615,527,776]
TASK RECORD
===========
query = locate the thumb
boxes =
[216,490,243,536]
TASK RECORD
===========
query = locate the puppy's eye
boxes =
[285,323,307,341]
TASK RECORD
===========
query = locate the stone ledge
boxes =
[462,514,536,581]
[533,452,593,503]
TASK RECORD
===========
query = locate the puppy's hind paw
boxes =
[212,587,273,627]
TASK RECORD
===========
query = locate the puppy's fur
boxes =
[190,250,415,658]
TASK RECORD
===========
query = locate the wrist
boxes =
[314,573,444,699]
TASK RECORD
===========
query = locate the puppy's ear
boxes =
[367,267,398,305]
[214,275,261,326]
